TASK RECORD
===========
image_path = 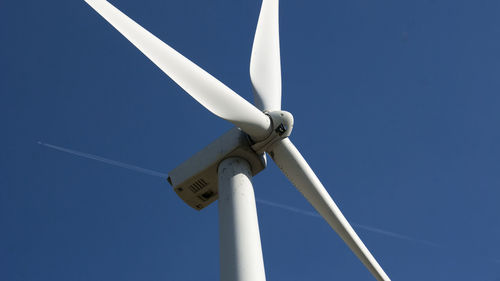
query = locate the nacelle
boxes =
[167,127,266,210]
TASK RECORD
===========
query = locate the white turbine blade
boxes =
[85,0,271,140]
[269,138,391,281]
[250,0,282,111]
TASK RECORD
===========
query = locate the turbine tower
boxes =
[84,0,391,280]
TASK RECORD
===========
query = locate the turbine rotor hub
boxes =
[250,110,294,154]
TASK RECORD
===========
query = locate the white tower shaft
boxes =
[218,157,267,281]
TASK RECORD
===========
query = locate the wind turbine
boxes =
[84,0,391,280]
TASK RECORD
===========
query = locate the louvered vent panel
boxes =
[189,178,208,193]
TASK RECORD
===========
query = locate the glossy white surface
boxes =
[85,0,271,140]
[250,0,282,111]
[218,158,266,281]
[270,138,390,281]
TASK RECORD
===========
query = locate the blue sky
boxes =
[2,0,500,280]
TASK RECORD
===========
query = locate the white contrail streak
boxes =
[256,198,441,247]
[256,198,320,217]
[350,224,441,247]
[37,141,438,247]
[37,141,169,178]
[39,141,500,265]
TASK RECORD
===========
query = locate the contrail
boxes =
[39,141,500,265]
[349,224,441,247]
[256,198,320,218]
[38,141,439,247]
[37,141,169,178]
[256,198,441,247]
